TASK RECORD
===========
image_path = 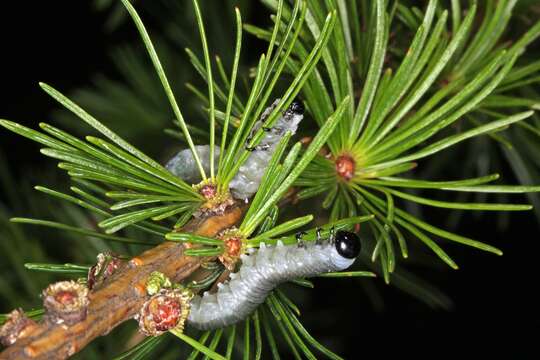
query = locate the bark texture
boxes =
[0,205,244,360]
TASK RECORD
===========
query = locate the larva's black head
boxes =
[335,231,361,259]
[288,100,304,115]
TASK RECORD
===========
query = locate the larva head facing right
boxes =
[335,231,361,259]
[328,230,362,270]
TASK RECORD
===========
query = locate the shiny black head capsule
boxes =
[288,100,305,115]
[335,231,361,259]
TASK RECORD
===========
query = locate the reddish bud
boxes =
[0,309,36,346]
[193,180,234,217]
[335,154,356,181]
[218,234,244,271]
[200,184,217,199]
[137,289,191,336]
[43,281,89,325]
[225,237,242,258]
[54,290,76,305]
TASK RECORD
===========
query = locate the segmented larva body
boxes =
[187,230,360,330]
[165,145,220,185]
[165,100,304,199]
[228,99,304,200]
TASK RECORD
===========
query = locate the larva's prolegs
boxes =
[315,227,324,245]
[187,231,362,330]
[295,231,307,248]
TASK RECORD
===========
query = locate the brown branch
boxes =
[0,205,244,360]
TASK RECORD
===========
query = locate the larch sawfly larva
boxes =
[228,99,304,200]
[165,144,220,185]
[187,229,361,330]
[165,99,304,200]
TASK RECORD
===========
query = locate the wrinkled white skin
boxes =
[229,100,303,199]
[165,145,220,184]
[165,100,304,199]
[187,240,355,330]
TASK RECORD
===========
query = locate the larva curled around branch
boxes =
[229,99,304,200]
[165,145,220,184]
[165,99,304,199]
[187,230,361,330]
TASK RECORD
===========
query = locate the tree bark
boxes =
[0,205,244,360]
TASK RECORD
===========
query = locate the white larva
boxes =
[228,99,304,200]
[187,230,361,330]
[165,99,304,199]
[165,145,220,185]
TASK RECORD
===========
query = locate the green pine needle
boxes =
[24,263,90,274]
[170,330,226,360]
[1,2,539,359]
[120,0,207,180]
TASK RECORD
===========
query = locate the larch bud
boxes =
[42,281,89,326]
[0,309,36,346]
[136,288,192,336]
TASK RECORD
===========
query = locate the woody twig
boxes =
[0,205,244,360]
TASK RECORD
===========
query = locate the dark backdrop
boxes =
[0,1,537,358]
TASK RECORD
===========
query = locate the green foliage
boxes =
[247,0,540,282]
[0,0,359,358]
[1,0,539,359]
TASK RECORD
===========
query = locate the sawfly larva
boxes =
[187,229,361,330]
[229,99,304,200]
[165,99,304,200]
[165,145,220,185]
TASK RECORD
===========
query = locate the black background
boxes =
[0,1,538,358]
